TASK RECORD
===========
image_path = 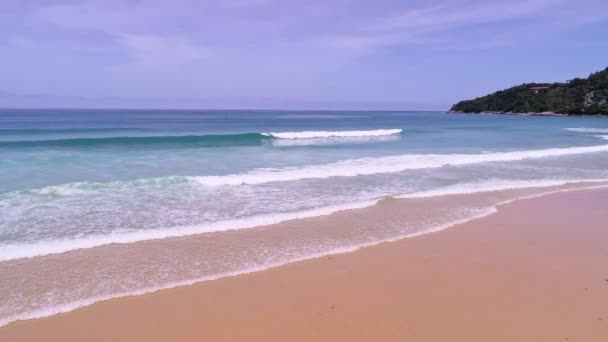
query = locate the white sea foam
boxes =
[595,135,608,140]
[397,178,608,199]
[262,129,402,139]
[566,127,608,133]
[0,200,380,262]
[3,181,608,327]
[3,176,191,198]
[3,177,608,262]
[10,144,608,198]
[269,134,400,147]
[192,144,608,186]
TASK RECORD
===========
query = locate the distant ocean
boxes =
[2,109,608,326]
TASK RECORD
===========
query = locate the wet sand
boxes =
[2,188,608,341]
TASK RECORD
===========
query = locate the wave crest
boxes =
[192,144,608,186]
[6,144,608,197]
[1,130,404,148]
[261,129,402,139]
[566,127,608,133]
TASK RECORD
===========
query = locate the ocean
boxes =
[1,108,608,326]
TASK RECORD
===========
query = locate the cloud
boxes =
[373,0,558,32]
[33,2,211,67]
[322,0,563,54]
[120,34,206,67]
[26,0,607,62]
[0,90,17,99]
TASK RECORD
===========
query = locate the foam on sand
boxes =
[397,178,608,199]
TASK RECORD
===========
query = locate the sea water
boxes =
[1,109,608,325]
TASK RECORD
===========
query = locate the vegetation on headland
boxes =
[450,67,608,115]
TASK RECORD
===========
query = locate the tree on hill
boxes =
[450,67,608,115]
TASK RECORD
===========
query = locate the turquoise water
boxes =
[2,109,608,259]
[1,109,608,325]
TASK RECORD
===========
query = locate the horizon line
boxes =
[0,107,449,113]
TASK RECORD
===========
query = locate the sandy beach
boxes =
[2,187,608,341]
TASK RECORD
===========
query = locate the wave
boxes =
[566,127,608,133]
[5,143,608,198]
[4,176,192,197]
[3,177,608,262]
[0,129,404,148]
[261,129,402,139]
[0,133,270,148]
[595,135,608,140]
[0,200,380,261]
[269,134,401,147]
[191,144,608,186]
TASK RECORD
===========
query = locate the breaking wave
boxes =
[566,127,608,133]
[3,177,608,262]
[4,143,608,197]
[0,129,404,148]
[261,129,402,139]
[191,144,608,186]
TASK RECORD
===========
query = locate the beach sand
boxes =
[2,188,607,341]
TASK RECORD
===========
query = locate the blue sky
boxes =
[1,0,607,110]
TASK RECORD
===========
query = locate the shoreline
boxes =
[2,186,608,341]
[448,110,608,117]
[5,177,608,262]
[1,181,607,327]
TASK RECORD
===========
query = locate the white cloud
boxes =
[373,0,559,32]
[120,34,206,67]
[323,0,563,54]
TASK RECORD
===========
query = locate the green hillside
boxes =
[450,67,608,115]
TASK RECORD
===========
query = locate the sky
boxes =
[1,0,607,110]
